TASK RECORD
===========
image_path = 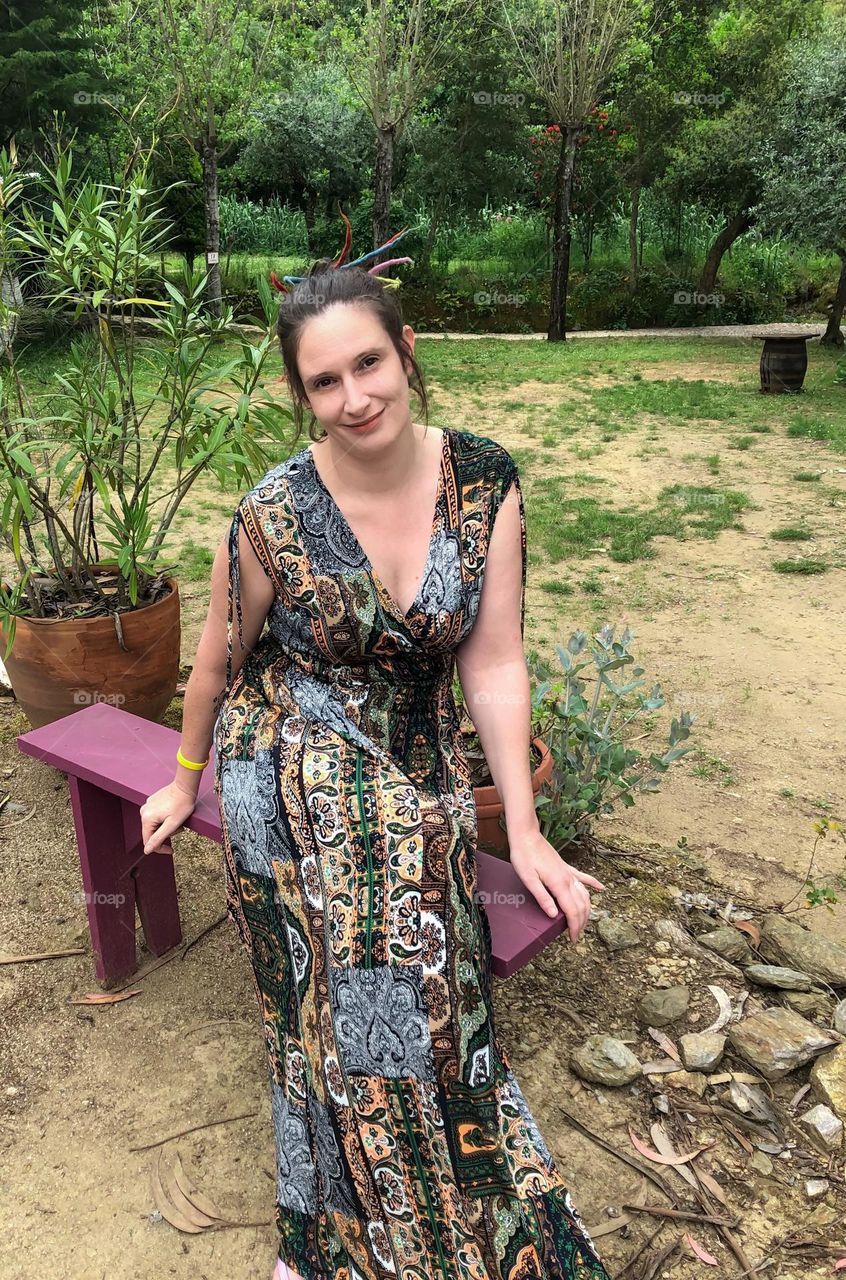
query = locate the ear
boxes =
[401,324,416,374]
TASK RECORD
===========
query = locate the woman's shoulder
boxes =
[234,442,312,514]
[449,427,520,487]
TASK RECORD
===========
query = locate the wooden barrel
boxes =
[760,337,808,393]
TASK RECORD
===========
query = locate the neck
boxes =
[314,420,425,497]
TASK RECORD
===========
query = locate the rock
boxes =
[727,1007,839,1081]
[597,917,641,952]
[654,918,744,978]
[744,964,819,992]
[680,1032,725,1072]
[749,1151,773,1176]
[780,991,835,1022]
[805,1179,829,1198]
[663,1069,708,1097]
[638,985,689,1027]
[654,940,671,955]
[687,909,723,935]
[759,913,846,987]
[645,964,662,979]
[834,999,846,1035]
[698,926,755,965]
[799,1104,843,1148]
[570,1036,642,1087]
[724,1081,777,1123]
[809,1043,846,1120]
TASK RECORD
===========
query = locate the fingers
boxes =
[143,820,177,855]
[535,872,592,940]
[574,872,606,891]
[523,871,560,920]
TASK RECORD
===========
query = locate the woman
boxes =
[141,250,610,1280]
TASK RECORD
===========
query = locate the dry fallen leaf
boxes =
[584,1214,631,1239]
[69,989,143,1005]
[628,1126,714,1166]
[151,1147,224,1233]
[789,1082,811,1111]
[647,1027,681,1062]
[701,985,733,1034]
[650,1123,699,1189]
[172,1151,224,1223]
[733,920,761,947]
[686,1233,719,1265]
[693,1168,730,1208]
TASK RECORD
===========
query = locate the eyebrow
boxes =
[304,348,383,386]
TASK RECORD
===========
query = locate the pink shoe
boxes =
[274,1258,305,1280]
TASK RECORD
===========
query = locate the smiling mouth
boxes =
[344,408,384,428]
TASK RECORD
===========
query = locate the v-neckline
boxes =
[307,427,450,624]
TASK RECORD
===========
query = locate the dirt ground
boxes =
[1,339,845,1279]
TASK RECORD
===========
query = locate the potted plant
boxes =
[0,138,291,727]
[452,675,553,856]
[455,625,696,860]
[527,625,696,854]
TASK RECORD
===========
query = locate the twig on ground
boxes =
[0,947,85,964]
[128,1109,259,1152]
[622,1204,740,1228]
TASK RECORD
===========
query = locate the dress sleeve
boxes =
[224,493,278,691]
[489,451,528,641]
[225,499,247,693]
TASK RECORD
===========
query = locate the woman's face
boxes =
[297,302,416,447]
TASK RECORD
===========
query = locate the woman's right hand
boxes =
[140,782,198,855]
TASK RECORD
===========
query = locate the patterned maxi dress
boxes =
[213,426,612,1280]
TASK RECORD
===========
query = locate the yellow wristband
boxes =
[177,747,209,771]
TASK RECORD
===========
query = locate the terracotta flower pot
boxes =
[1,566,180,729]
[473,736,553,859]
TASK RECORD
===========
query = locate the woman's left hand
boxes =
[507,828,606,943]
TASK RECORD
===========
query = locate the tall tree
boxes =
[237,57,372,254]
[99,0,278,316]
[753,12,846,345]
[499,0,649,341]
[331,0,483,252]
[0,0,100,152]
[661,0,825,293]
[608,0,713,293]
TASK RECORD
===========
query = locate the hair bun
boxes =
[271,205,414,295]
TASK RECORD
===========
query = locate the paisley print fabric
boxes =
[213,427,611,1280]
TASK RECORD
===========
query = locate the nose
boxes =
[342,373,371,417]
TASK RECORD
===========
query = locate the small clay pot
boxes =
[472,736,553,858]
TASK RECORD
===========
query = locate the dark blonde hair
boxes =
[276,260,429,443]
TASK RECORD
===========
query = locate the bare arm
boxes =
[173,520,275,799]
[455,477,605,938]
[454,480,537,838]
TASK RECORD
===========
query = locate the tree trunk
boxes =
[201,121,222,318]
[547,125,579,342]
[373,125,395,255]
[420,195,443,273]
[301,191,318,255]
[821,252,846,347]
[698,210,753,293]
[628,177,641,294]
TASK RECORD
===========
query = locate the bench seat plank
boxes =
[18,703,565,982]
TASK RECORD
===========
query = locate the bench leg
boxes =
[68,777,138,986]
[120,798,182,960]
[67,778,182,986]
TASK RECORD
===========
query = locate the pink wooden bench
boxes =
[17,703,566,986]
